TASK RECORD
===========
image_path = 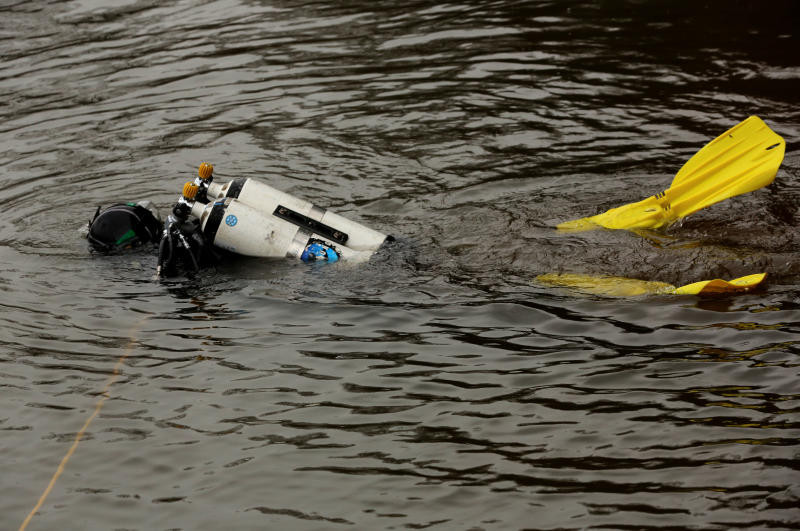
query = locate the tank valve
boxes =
[183,181,200,200]
[198,162,214,181]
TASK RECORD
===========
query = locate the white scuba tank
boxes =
[203,175,389,252]
[188,197,374,263]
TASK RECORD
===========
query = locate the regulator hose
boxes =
[155,217,204,278]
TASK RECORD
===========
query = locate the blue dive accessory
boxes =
[301,239,341,262]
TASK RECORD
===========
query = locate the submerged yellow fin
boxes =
[558,116,785,232]
[536,273,673,297]
[537,272,766,297]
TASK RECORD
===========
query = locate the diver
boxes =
[87,116,784,294]
[86,199,221,276]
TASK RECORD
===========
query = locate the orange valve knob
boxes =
[183,182,200,200]
[198,162,214,180]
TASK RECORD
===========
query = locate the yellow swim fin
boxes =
[558,116,785,232]
[669,272,766,295]
[536,272,766,297]
[536,273,674,297]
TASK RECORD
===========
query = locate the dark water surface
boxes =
[2,1,799,529]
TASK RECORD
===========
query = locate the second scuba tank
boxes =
[195,163,389,252]
[184,185,374,263]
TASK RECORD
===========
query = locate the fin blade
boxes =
[665,116,785,219]
[671,116,784,188]
[670,273,767,295]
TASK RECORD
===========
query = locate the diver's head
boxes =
[87,202,162,253]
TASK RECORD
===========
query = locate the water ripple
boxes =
[2,0,799,529]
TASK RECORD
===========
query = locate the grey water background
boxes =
[2,0,799,529]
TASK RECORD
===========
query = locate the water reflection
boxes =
[2,0,799,529]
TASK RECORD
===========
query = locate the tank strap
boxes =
[225,178,246,199]
[203,200,228,243]
[273,205,349,245]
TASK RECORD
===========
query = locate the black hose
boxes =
[177,231,200,272]
[156,227,176,277]
[157,235,167,269]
